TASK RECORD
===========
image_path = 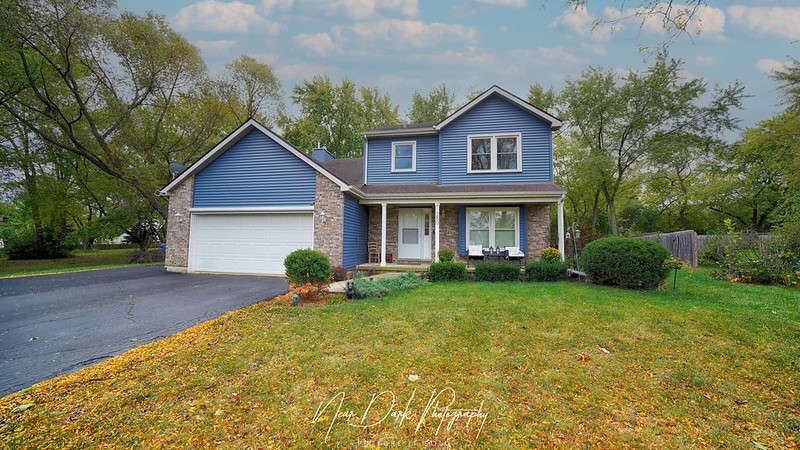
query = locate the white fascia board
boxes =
[362,128,438,138]
[189,206,315,214]
[359,193,564,205]
[434,86,563,131]
[160,119,351,195]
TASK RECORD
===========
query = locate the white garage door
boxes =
[189,213,313,275]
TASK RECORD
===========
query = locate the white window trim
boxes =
[466,133,522,174]
[391,141,416,173]
[466,207,520,249]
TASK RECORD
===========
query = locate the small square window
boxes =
[392,142,416,172]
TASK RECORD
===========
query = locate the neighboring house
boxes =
[159,85,566,275]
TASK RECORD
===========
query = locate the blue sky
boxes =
[117,0,799,135]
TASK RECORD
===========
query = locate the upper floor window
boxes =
[467,133,522,173]
[392,141,416,172]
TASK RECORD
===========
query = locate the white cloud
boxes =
[295,32,341,56]
[729,5,800,40]
[321,0,418,20]
[172,0,284,34]
[537,46,579,64]
[696,55,714,65]
[605,3,725,37]
[549,6,617,42]
[261,0,294,13]
[249,52,280,65]
[275,62,338,79]
[414,49,495,66]
[193,39,237,53]
[755,58,788,75]
[336,19,477,48]
[581,42,607,55]
[475,0,526,7]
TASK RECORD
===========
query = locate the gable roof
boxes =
[362,85,562,138]
[321,158,363,186]
[434,85,562,131]
[158,119,351,195]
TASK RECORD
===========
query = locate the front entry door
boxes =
[398,208,432,260]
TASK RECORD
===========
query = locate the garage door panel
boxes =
[190,213,313,274]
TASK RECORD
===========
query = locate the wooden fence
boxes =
[639,230,699,267]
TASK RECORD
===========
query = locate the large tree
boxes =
[218,55,284,126]
[558,53,744,234]
[0,0,225,219]
[279,76,400,158]
[408,83,456,124]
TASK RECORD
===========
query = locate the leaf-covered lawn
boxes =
[1,271,798,448]
[0,249,156,278]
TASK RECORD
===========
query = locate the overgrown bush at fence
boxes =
[582,237,671,290]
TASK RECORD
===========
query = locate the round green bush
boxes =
[284,249,331,284]
[540,247,561,262]
[437,248,456,262]
[581,237,671,290]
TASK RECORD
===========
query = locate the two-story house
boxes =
[159,86,566,275]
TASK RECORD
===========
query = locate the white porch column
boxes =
[434,202,441,262]
[557,195,566,262]
[380,202,387,267]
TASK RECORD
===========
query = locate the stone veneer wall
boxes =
[313,173,344,267]
[367,205,399,261]
[526,203,551,259]
[438,204,461,261]
[165,176,194,272]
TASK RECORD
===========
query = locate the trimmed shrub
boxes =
[540,247,561,262]
[352,272,428,299]
[582,237,671,290]
[3,227,76,260]
[526,260,568,281]
[474,261,521,282]
[428,261,467,282]
[437,248,456,262]
[284,249,331,285]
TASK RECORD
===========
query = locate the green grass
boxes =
[0,248,159,278]
[1,270,798,448]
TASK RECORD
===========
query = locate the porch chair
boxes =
[505,246,526,265]
[368,242,380,263]
[467,245,485,267]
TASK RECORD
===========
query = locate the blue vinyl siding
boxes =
[366,135,439,184]
[342,194,369,269]
[457,205,527,256]
[193,130,317,207]
[439,94,553,185]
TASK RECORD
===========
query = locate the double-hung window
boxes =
[468,133,521,173]
[467,207,519,249]
[392,141,416,172]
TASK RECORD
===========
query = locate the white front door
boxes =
[398,208,431,260]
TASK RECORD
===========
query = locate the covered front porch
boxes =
[361,195,566,267]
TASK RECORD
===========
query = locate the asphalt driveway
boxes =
[0,266,288,397]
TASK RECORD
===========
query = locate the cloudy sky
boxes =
[116,0,799,134]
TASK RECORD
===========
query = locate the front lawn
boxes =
[1,271,798,448]
[0,248,158,278]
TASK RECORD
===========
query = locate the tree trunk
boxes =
[608,200,618,235]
